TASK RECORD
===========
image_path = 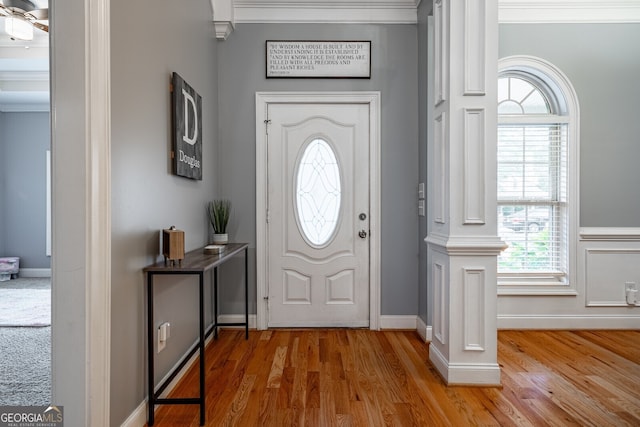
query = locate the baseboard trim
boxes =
[416,316,432,342]
[429,345,501,386]
[379,315,417,330]
[217,314,258,330]
[120,399,146,427]
[498,314,640,330]
[120,332,213,427]
[19,268,51,278]
[121,316,257,427]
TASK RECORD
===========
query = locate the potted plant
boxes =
[207,199,231,244]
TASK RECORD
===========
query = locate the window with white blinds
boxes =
[497,75,569,280]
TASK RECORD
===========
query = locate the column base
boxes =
[429,345,502,386]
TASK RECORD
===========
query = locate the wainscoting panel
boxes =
[463,268,486,351]
[498,227,640,329]
[585,249,640,307]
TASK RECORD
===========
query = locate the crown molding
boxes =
[233,0,420,24]
[214,0,640,26]
[499,0,640,24]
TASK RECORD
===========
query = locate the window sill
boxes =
[498,282,578,296]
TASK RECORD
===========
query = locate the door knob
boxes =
[358,230,367,239]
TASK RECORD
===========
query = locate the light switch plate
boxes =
[418,182,425,200]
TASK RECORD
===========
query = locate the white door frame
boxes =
[255,91,381,330]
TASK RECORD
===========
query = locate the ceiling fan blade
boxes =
[25,7,46,20]
[32,20,48,32]
[1,0,37,12]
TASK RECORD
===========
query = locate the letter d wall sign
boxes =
[172,72,203,180]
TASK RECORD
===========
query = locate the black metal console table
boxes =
[143,243,249,426]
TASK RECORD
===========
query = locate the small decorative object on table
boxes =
[207,199,231,244]
[162,226,185,266]
[203,244,226,255]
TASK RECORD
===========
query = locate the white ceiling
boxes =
[0,0,49,113]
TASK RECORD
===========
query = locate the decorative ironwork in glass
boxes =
[295,138,342,246]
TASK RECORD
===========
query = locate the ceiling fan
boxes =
[0,0,48,41]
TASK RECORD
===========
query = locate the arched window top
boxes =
[498,55,580,118]
[498,75,551,115]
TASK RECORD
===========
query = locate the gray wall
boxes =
[217,23,419,316]
[0,112,50,269]
[500,23,640,227]
[109,0,219,425]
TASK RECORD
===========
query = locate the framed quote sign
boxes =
[266,40,371,78]
[171,72,203,180]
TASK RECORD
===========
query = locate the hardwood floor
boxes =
[149,329,640,426]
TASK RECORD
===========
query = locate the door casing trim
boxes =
[255,91,381,330]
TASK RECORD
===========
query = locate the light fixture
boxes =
[5,14,34,41]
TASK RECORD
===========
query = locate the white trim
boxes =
[429,344,501,386]
[583,248,640,307]
[463,108,486,224]
[234,0,419,24]
[211,0,640,27]
[499,0,640,24]
[416,316,432,342]
[426,233,507,256]
[86,0,112,425]
[580,227,640,241]
[463,268,486,351]
[255,91,381,331]
[46,151,51,256]
[121,400,147,427]
[463,0,486,95]
[0,104,50,113]
[498,314,640,329]
[19,268,52,278]
[214,22,234,40]
[216,314,258,329]
[379,315,417,330]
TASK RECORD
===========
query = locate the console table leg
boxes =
[199,272,206,426]
[213,266,219,340]
[147,273,155,426]
[245,247,249,340]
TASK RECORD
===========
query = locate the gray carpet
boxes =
[0,277,51,406]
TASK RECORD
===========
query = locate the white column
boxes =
[426,0,504,385]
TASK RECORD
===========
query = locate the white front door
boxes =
[266,102,371,327]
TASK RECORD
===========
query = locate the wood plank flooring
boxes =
[148,329,640,426]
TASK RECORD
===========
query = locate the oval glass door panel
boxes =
[295,138,342,246]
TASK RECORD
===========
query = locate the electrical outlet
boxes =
[157,322,170,353]
[625,282,637,305]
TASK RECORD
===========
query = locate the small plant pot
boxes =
[212,233,228,245]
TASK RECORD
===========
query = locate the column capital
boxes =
[426,233,507,256]
[211,0,235,40]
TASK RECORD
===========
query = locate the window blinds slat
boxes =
[498,122,568,275]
